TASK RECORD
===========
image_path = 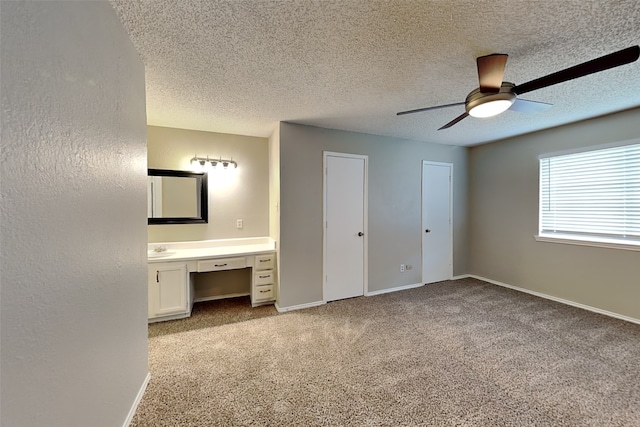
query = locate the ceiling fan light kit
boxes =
[466,83,516,118]
[397,45,640,130]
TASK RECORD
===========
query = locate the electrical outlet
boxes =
[236,219,243,229]
[400,264,405,273]
[406,264,413,271]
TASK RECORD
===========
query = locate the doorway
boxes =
[323,152,368,302]
[422,161,453,284]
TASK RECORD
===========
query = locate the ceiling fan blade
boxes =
[438,112,469,130]
[397,102,465,116]
[477,53,508,92]
[509,98,553,113]
[513,45,640,95]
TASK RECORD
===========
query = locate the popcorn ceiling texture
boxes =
[111,1,640,146]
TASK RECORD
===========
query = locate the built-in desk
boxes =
[147,237,277,323]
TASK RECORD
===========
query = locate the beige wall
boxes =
[1,2,148,425]
[147,126,270,242]
[278,123,469,308]
[469,108,640,320]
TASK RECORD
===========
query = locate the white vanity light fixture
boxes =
[190,155,238,170]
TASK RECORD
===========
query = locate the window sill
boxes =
[535,234,640,252]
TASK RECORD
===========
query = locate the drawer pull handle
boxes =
[214,263,227,267]
[258,275,270,279]
[259,289,269,293]
[259,259,271,262]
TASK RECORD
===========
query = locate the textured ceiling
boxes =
[110,0,640,146]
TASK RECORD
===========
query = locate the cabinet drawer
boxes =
[254,270,274,286]
[197,257,246,272]
[255,254,275,270]
[255,284,274,301]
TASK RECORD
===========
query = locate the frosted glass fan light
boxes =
[468,99,514,117]
[465,84,516,118]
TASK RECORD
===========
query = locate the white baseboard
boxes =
[366,282,423,296]
[451,274,471,280]
[147,312,190,324]
[468,274,640,326]
[193,292,250,303]
[275,300,325,313]
[123,372,150,427]
[277,283,424,311]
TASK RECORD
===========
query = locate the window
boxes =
[537,142,640,250]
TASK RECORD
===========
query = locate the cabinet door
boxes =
[148,263,188,318]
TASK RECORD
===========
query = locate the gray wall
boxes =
[147,126,269,243]
[0,2,149,426]
[278,123,468,308]
[469,108,640,320]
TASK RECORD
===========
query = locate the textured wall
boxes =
[0,2,148,426]
[469,108,640,320]
[147,125,269,242]
[278,123,468,308]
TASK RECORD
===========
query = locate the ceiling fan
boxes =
[397,45,640,130]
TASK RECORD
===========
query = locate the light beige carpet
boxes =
[132,278,640,426]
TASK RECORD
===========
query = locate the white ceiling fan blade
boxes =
[509,98,553,113]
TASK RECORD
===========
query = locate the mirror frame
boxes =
[148,169,208,225]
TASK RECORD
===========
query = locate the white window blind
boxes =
[539,143,640,245]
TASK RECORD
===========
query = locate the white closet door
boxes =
[422,161,453,284]
[324,152,367,302]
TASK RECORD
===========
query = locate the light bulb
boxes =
[468,99,513,118]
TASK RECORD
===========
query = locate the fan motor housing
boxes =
[465,82,516,115]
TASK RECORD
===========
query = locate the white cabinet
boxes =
[251,253,276,306]
[148,262,189,321]
[147,246,278,321]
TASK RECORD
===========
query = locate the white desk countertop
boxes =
[147,238,276,263]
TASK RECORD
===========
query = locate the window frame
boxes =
[536,139,640,252]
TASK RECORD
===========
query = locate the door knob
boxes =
[358,232,364,236]
[425,229,431,233]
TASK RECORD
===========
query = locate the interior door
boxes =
[324,152,367,302]
[422,161,453,283]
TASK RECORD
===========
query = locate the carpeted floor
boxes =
[132,278,640,426]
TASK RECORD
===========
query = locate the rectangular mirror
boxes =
[147,169,208,224]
